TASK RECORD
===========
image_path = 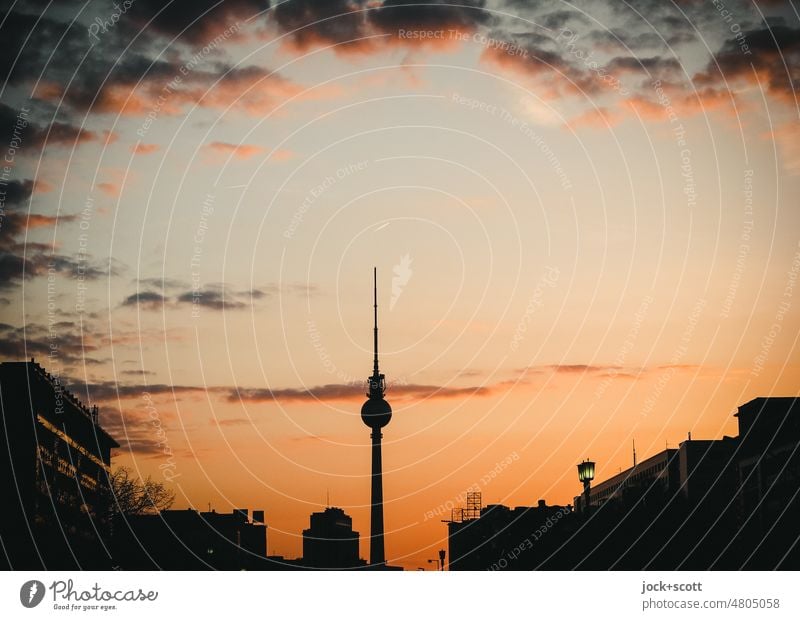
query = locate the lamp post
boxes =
[577,459,595,514]
[427,558,440,570]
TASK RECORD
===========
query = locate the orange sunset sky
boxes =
[1,0,799,569]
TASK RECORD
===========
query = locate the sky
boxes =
[1,0,799,570]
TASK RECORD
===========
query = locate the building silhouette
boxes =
[446,397,800,570]
[447,494,571,571]
[360,268,393,567]
[301,506,366,569]
[113,507,268,570]
[573,437,738,512]
[0,360,120,569]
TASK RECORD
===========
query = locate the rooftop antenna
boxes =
[633,438,637,467]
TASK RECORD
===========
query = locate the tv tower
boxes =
[361,267,392,567]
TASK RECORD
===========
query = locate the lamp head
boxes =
[577,459,595,483]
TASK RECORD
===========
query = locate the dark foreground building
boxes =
[0,360,119,569]
[448,496,571,570]
[113,508,268,570]
[302,507,366,569]
[447,397,800,570]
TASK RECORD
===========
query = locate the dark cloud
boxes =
[479,34,605,98]
[586,29,679,53]
[0,321,105,366]
[0,247,118,291]
[272,0,372,51]
[0,249,111,290]
[538,10,590,31]
[118,280,315,311]
[0,103,97,152]
[272,0,493,52]
[370,0,493,34]
[175,288,246,310]
[71,379,208,403]
[121,368,156,377]
[97,406,181,457]
[125,0,266,44]
[605,55,681,79]
[120,291,167,307]
[0,9,80,87]
[1,178,34,210]
[98,407,157,455]
[1,6,295,121]
[696,25,800,100]
[0,178,118,290]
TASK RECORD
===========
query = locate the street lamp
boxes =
[427,558,440,570]
[577,459,595,513]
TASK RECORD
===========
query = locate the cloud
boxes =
[1,8,301,119]
[0,102,97,152]
[73,380,208,403]
[272,0,493,54]
[121,369,156,377]
[227,381,493,404]
[204,141,265,160]
[117,280,316,312]
[98,407,160,455]
[605,55,681,79]
[5,246,91,284]
[96,182,121,197]
[1,10,88,88]
[370,0,493,35]
[124,0,263,45]
[271,0,377,54]
[0,322,105,366]
[512,363,706,381]
[695,25,800,103]
[175,287,247,310]
[0,178,116,291]
[0,178,34,209]
[268,148,296,161]
[86,64,307,117]
[211,417,257,427]
[479,36,602,100]
[131,143,160,155]
[25,213,78,229]
[32,179,54,194]
[63,376,496,408]
[120,291,167,309]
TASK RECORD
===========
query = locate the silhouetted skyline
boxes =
[2,358,798,570]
